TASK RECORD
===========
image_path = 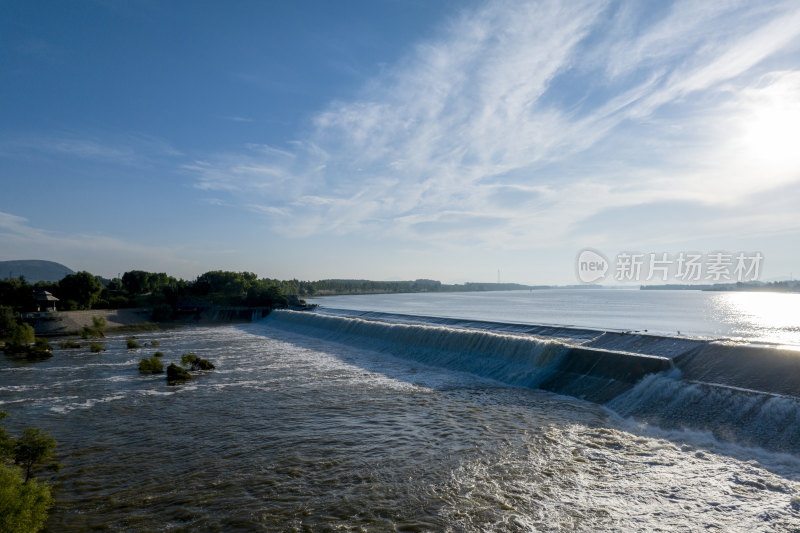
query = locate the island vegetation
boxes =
[126,337,142,349]
[166,363,192,385]
[0,317,53,360]
[136,349,213,384]
[89,343,105,353]
[138,355,164,374]
[181,352,215,370]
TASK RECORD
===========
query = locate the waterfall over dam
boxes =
[265,309,800,453]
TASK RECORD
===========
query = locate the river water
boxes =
[1,290,799,531]
[309,289,800,346]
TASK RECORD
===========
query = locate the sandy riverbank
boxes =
[27,308,153,336]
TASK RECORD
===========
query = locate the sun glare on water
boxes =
[715,291,800,344]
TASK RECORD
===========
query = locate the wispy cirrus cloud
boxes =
[220,115,255,123]
[0,134,182,166]
[185,0,800,249]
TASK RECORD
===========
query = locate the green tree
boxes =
[13,428,58,483]
[0,305,16,337]
[0,278,35,312]
[57,271,103,310]
[121,270,150,295]
[121,270,178,296]
[191,271,257,303]
[245,283,285,307]
[0,411,13,457]
[0,464,53,533]
[0,412,55,533]
[7,323,35,350]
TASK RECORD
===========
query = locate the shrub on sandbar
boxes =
[125,337,141,349]
[138,356,163,374]
[166,363,191,385]
[180,352,215,370]
[59,340,81,349]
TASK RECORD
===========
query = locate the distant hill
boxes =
[0,260,75,282]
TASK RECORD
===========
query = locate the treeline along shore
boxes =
[0,268,540,338]
[1,270,305,337]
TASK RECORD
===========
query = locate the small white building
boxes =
[35,290,59,312]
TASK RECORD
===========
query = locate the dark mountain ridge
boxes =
[0,260,75,282]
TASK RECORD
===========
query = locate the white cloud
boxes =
[184,0,800,251]
[222,116,255,123]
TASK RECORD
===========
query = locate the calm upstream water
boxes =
[310,289,800,346]
[1,290,799,531]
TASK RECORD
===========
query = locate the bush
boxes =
[89,343,105,353]
[79,316,107,339]
[153,351,164,357]
[26,338,53,360]
[166,363,191,385]
[33,338,51,352]
[6,323,34,351]
[192,358,215,370]
[58,340,81,349]
[138,356,164,374]
[180,352,215,370]
[150,340,160,347]
[126,337,141,349]
[180,352,198,366]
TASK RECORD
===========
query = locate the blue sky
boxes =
[1,0,799,284]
